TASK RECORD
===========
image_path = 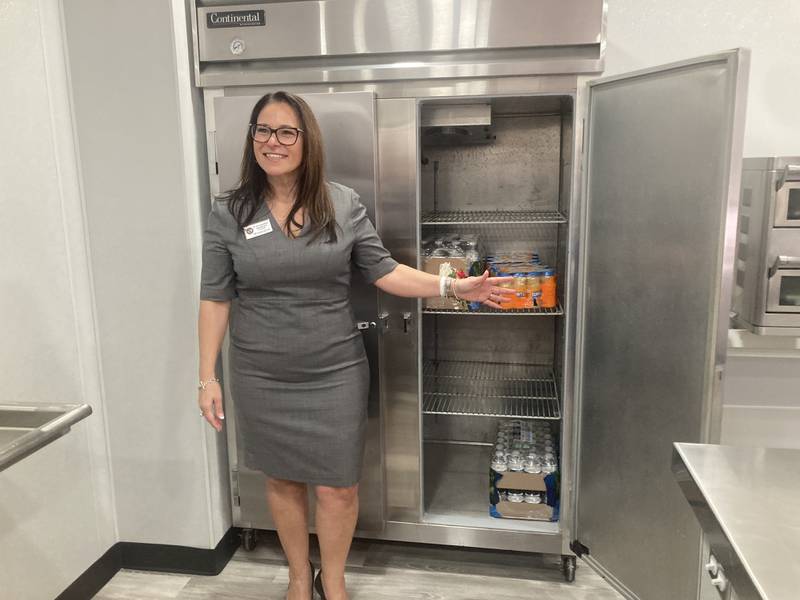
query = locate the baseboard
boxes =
[55,545,122,600]
[56,527,240,599]
[118,526,240,576]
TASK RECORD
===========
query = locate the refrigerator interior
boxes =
[418,95,574,534]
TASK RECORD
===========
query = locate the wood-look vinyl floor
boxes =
[94,531,623,599]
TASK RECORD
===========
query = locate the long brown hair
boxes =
[221,91,337,243]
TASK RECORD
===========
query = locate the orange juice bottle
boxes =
[511,273,528,309]
[541,269,557,308]
[525,271,541,308]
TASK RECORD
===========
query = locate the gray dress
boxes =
[200,182,398,487]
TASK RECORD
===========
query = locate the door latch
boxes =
[768,255,800,278]
[402,311,412,334]
[378,311,390,331]
[356,321,377,330]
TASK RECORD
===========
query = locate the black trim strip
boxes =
[119,526,240,575]
[55,545,121,600]
[569,539,590,557]
[56,527,240,599]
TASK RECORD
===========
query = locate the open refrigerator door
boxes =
[571,50,749,600]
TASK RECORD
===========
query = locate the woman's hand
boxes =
[453,271,515,309]
[373,265,515,307]
[199,382,225,432]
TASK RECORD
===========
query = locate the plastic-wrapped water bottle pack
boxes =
[491,419,558,475]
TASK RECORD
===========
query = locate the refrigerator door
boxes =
[573,50,749,600]
[213,91,385,531]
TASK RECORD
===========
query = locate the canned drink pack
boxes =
[486,252,557,309]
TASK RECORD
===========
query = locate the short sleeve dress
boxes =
[200,181,398,487]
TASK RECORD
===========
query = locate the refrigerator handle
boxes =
[776,164,800,191]
[402,312,412,334]
[768,255,800,278]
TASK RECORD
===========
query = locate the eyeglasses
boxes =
[249,124,304,146]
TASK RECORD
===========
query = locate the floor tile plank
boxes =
[93,570,191,599]
[94,534,623,599]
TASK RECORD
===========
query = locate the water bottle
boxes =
[491,454,508,472]
[524,453,543,474]
[507,491,524,503]
[543,455,557,474]
[524,492,543,504]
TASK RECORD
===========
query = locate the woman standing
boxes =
[198,91,510,600]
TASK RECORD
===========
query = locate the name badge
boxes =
[243,219,273,240]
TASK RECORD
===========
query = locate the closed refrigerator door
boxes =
[573,50,749,599]
[213,91,384,531]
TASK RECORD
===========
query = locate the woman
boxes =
[198,91,511,600]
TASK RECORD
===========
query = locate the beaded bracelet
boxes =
[452,278,462,300]
[198,376,220,391]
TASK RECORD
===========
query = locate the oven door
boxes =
[774,165,800,227]
[767,265,800,312]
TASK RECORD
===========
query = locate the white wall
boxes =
[0,0,116,597]
[603,0,800,157]
[60,0,231,548]
[722,354,800,448]
[1,0,229,596]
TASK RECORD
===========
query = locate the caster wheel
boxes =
[562,555,576,583]
[241,528,257,552]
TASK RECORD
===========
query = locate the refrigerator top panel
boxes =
[191,0,606,88]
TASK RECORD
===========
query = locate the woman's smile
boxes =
[252,101,304,178]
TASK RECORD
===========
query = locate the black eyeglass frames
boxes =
[249,124,304,146]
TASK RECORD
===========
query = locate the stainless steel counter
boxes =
[0,403,92,472]
[728,328,800,359]
[673,443,800,600]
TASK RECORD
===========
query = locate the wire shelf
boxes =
[423,360,551,382]
[420,210,567,225]
[422,360,561,420]
[423,395,560,420]
[423,302,563,316]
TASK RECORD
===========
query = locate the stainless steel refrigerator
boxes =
[191,2,748,599]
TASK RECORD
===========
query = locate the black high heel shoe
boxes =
[313,569,327,600]
[286,561,315,600]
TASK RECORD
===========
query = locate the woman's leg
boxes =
[266,477,313,600]
[314,483,359,600]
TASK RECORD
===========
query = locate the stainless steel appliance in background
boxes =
[190,3,749,599]
[733,157,800,335]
